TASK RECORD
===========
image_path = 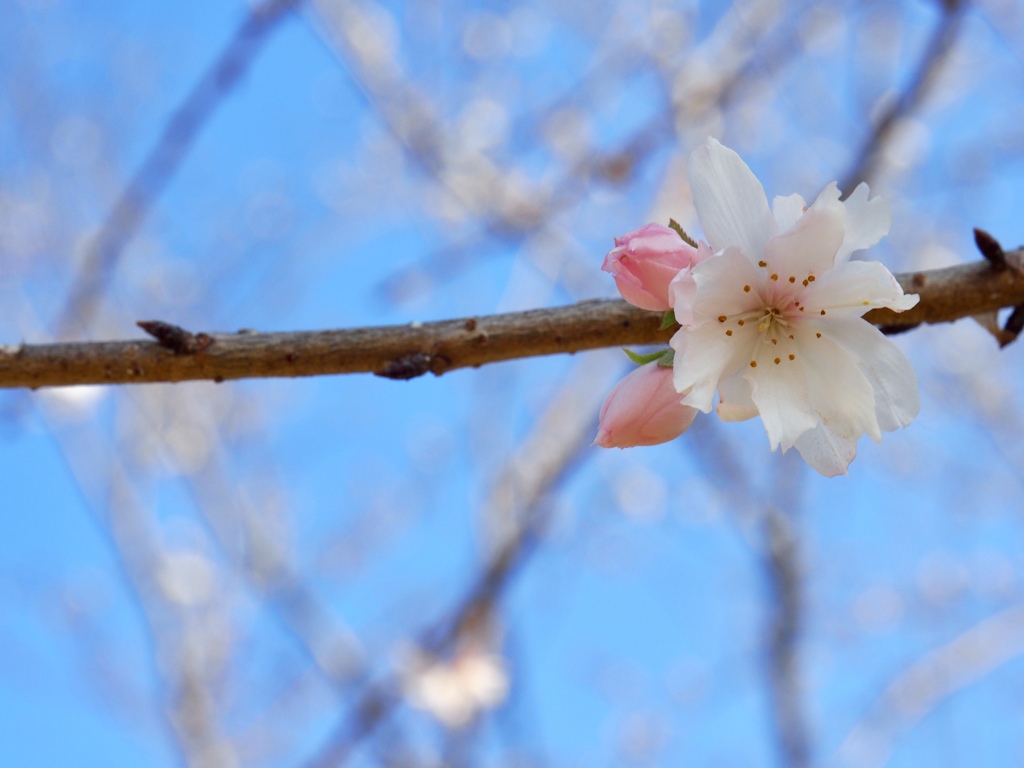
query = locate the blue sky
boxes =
[4,1,1024,766]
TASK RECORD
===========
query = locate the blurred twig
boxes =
[688,417,812,768]
[763,503,809,768]
[300,355,612,768]
[833,602,1024,768]
[839,0,966,192]
[54,0,299,338]
[37,408,229,767]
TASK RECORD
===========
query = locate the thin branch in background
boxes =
[54,0,299,337]
[183,449,366,690]
[763,503,809,768]
[684,405,812,768]
[37,408,224,766]
[833,602,1024,768]
[374,0,808,304]
[839,0,966,192]
[300,355,614,768]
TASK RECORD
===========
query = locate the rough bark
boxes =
[3,254,1023,389]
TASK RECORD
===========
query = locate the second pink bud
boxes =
[594,360,698,449]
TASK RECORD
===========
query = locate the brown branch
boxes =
[5,254,1024,390]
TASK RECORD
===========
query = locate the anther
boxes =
[774,358,781,364]
[726,330,733,336]
[816,332,821,338]
[750,361,757,367]
[807,275,815,282]
[743,285,751,292]
[718,315,727,322]
[788,354,795,360]
[820,309,826,315]
[770,273,779,281]
[789,276,796,283]
[738,320,745,326]
[758,261,767,268]
[771,338,777,345]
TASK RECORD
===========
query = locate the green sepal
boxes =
[659,309,677,330]
[623,347,673,366]
[668,218,699,249]
[656,349,675,368]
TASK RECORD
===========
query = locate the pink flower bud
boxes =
[602,223,708,311]
[594,361,698,448]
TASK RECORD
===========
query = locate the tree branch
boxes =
[5,253,1024,390]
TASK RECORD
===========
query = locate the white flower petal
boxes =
[689,246,765,322]
[801,260,918,317]
[762,194,845,281]
[809,181,842,210]
[799,330,881,442]
[669,269,698,326]
[822,318,920,432]
[794,424,857,477]
[687,138,775,257]
[717,373,758,422]
[772,193,806,234]
[673,321,757,413]
[746,353,818,451]
[835,183,891,264]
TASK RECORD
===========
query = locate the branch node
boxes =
[137,320,214,355]
[375,352,433,380]
[1001,304,1024,348]
[974,228,1007,270]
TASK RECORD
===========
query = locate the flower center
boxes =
[757,308,788,334]
[718,262,821,369]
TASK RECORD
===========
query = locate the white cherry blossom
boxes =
[670,139,919,476]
